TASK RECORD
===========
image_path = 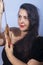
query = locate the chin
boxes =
[20,28,27,32]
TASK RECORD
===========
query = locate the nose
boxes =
[20,16,25,24]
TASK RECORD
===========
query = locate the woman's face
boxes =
[18,9,30,32]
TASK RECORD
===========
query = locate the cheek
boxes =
[24,22,29,31]
[27,22,30,28]
[26,21,30,28]
[18,18,21,26]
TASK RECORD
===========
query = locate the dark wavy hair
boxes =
[19,3,39,58]
[20,3,39,38]
[14,3,39,62]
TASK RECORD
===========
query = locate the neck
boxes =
[21,31,28,37]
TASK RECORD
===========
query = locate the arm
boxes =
[4,45,41,65]
[4,33,41,65]
[27,59,41,65]
[7,54,41,65]
[5,44,41,65]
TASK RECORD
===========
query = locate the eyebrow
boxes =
[18,13,28,17]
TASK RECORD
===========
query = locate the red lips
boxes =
[20,25,25,28]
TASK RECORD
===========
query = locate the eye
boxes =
[24,16,28,20]
[18,15,21,18]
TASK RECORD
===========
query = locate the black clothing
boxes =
[30,36,43,62]
[2,36,43,65]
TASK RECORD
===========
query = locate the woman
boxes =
[0,3,43,65]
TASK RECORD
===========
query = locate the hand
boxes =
[9,31,15,44]
[4,32,13,61]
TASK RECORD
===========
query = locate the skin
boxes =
[0,0,4,14]
[0,0,4,35]
[0,8,42,65]
[18,9,29,32]
[4,9,41,65]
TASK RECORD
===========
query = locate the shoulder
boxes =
[30,36,43,62]
[32,36,43,53]
[33,36,43,48]
[34,36,43,42]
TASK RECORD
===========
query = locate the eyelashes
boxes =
[18,15,28,20]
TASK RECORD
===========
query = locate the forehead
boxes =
[18,9,28,16]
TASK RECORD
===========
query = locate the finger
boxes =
[10,44,13,52]
[8,31,12,44]
[5,33,8,43]
[5,42,8,49]
[9,31,15,44]
[4,32,7,39]
[12,32,15,42]
[4,33,9,48]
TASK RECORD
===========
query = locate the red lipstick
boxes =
[20,25,25,28]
